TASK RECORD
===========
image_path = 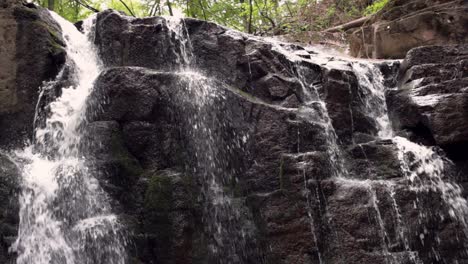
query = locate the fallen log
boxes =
[323,16,371,33]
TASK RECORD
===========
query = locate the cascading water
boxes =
[394,136,468,232]
[164,17,256,264]
[270,42,346,178]
[7,8,468,264]
[349,59,468,263]
[351,62,392,138]
[10,12,126,264]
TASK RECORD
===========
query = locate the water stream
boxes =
[348,59,468,263]
[10,12,126,264]
[7,10,468,264]
[165,17,255,264]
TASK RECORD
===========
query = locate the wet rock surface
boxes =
[74,10,468,264]
[0,153,20,264]
[348,0,468,59]
[0,2,65,262]
[0,1,66,149]
[2,5,468,264]
[388,45,468,152]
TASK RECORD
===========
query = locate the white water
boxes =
[394,136,468,229]
[350,59,468,262]
[351,62,392,138]
[252,32,468,263]
[9,10,464,264]
[269,41,347,178]
[11,12,126,264]
[165,17,256,263]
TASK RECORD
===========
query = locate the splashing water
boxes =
[269,41,347,178]
[11,12,126,264]
[394,136,468,230]
[351,62,392,138]
[164,18,259,264]
[350,59,468,261]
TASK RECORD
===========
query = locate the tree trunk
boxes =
[166,0,173,16]
[323,16,370,32]
[48,0,54,11]
[248,0,253,33]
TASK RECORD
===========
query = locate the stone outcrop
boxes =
[0,2,65,261]
[0,153,19,264]
[1,4,468,264]
[0,0,66,149]
[387,45,468,151]
[76,9,468,264]
[348,0,468,59]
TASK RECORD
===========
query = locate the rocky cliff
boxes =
[348,0,468,59]
[1,2,468,264]
[84,9,468,264]
[0,1,65,262]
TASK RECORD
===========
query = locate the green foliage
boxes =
[364,0,389,15]
[34,0,388,38]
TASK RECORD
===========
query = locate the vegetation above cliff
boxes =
[33,0,389,35]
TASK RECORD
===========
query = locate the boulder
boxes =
[387,45,468,151]
[0,153,20,263]
[348,0,468,59]
[82,9,468,264]
[0,2,66,149]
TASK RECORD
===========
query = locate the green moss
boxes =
[364,0,390,15]
[144,174,173,212]
[142,173,174,248]
[109,131,143,179]
[33,20,65,56]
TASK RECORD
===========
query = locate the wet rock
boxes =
[0,2,66,149]
[322,66,379,145]
[348,0,468,59]
[0,153,20,263]
[94,10,185,71]
[89,10,468,264]
[346,139,401,180]
[387,45,468,152]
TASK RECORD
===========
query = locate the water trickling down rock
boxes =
[1,5,468,264]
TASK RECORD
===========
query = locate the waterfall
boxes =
[351,59,468,263]
[163,17,256,264]
[6,9,468,264]
[10,12,126,264]
[351,62,392,138]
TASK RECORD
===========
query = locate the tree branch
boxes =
[76,0,99,13]
[118,0,136,17]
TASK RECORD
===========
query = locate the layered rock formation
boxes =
[0,0,65,149]
[348,0,468,59]
[0,1,65,262]
[1,3,468,264]
[83,9,468,264]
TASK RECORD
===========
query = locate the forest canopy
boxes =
[35,0,389,35]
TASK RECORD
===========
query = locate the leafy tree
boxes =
[364,0,389,15]
[32,0,387,37]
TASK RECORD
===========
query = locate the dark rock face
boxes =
[0,1,66,149]
[348,0,468,59]
[79,10,468,264]
[0,153,20,264]
[2,5,467,264]
[0,2,65,262]
[387,45,468,151]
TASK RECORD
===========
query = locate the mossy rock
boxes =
[144,173,173,213]
[108,127,144,184]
